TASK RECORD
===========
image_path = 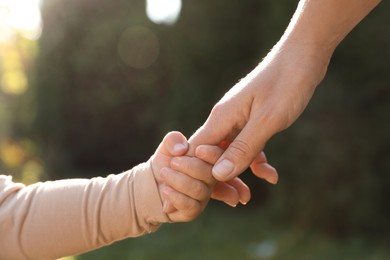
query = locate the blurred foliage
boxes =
[0,29,43,183]
[1,0,389,257]
[77,205,390,260]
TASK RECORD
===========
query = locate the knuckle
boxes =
[184,202,202,221]
[170,194,179,206]
[179,163,191,176]
[207,103,228,125]
[228,139,252,160]
[210,103,223,117]
[204,175,216,186]
[190,182,207,199]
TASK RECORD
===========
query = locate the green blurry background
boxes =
[0,0,389,259]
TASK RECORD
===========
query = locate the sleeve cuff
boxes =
[133,160,170,233]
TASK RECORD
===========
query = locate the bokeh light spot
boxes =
[0,140,26,168]
[146,0,182,25]
[118,26,159,69]
[1,69,27,95]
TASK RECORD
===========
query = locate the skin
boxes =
[159,0,382,215]
[188,0,382,183]
[151,131,225,222]
[155,132,257,220]
[5,2,382,257]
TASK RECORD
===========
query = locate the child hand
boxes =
[150,131,189,217]
[160,153,219,222]
[151,131,220,222]
[162,144,252,221]
[151,131,251,222]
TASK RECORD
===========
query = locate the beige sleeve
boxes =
[0,160,169,260]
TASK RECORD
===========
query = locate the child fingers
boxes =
[161,167,211,201]
[162,186,203,222]
[170,156,215,185]
[158,131,189,157]
[195,145,224,164]
[157,183,177,213]
[162,199,176,214]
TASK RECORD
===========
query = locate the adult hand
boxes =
[189,40,328,182]
[188,0,380,182]
[194,141,276,205]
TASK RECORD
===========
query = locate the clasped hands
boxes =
[154,36,329,220]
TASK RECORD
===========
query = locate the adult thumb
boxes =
[211,119,269,181]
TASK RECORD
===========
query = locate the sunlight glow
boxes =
[146,0,182,25]
[0,0,42,42]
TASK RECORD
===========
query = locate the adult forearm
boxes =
[282,0,381,61]
[255,0,383,118]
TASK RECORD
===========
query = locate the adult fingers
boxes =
[209,178,251,206]
[195,144,251,205]
[210,181,240,207]
[187,109,236,156]
[225,178,251,205]
[197,144,278,185]
[195,144,224,165]
[249,151,279,184]
[211,179,251,206]
[211,116,271,181]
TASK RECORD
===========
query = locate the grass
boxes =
[74,203,390,260]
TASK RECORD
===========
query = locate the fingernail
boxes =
[240,200,248,206]
[266,172,279,185]
[213,159,234,180]
[173,143,187,154]
[227,201,238,207]
[268,178,278,185]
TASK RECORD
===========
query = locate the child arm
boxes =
[0,162,168,259]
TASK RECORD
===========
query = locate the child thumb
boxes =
[158,131,189,157]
